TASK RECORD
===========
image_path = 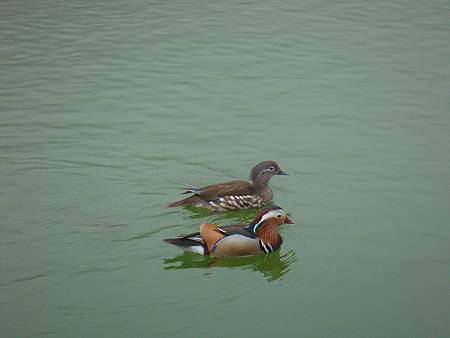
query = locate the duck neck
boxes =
[253,178,273,202]
[256,221,282,249]
[253,175,270,189]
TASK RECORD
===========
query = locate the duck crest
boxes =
[245,206,283,232]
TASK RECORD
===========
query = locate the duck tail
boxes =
[164,237,198,247]
[181,188,202,195]
[164,234,207,255]
[167,195,202,208]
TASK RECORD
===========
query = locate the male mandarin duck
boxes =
[164,206,294,257]
[167,160,288,211]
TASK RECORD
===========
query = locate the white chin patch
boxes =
[187,246,205,255]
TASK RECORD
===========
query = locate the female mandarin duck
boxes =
[167,160,288,211]
[164,206,294,257]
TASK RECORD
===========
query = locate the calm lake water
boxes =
[1,0,449,337]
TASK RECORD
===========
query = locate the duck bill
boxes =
[277,169,289,175]
[284,216,294,224]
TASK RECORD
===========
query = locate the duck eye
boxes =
[277,214,282,218]
[268,167,274,171]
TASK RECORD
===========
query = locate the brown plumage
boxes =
[167,160,288,210]
[257,218,283,247]
[199,223,225,253]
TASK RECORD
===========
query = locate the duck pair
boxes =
[165,161,294,257]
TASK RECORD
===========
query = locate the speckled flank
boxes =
[207,195,264,211]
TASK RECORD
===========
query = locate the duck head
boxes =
[250,160,288,187]
[245,206,294,251]
[246,206,294,233]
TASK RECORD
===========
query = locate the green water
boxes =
[1,0,449,337]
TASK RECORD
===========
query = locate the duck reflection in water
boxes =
[164,249,296,282]
[181,205,259,223]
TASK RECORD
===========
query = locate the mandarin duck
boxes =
[164,206,294,257]
[167,160,288,211]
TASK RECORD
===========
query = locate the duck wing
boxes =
[194,180,257,202]
[168,180,257,208]
[200,223,260,257]
[165,223,257,256]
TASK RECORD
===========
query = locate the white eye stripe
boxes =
[253,209,285,232]
[260,210,284,222]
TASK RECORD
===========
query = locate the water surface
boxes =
[1,0,449,337]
